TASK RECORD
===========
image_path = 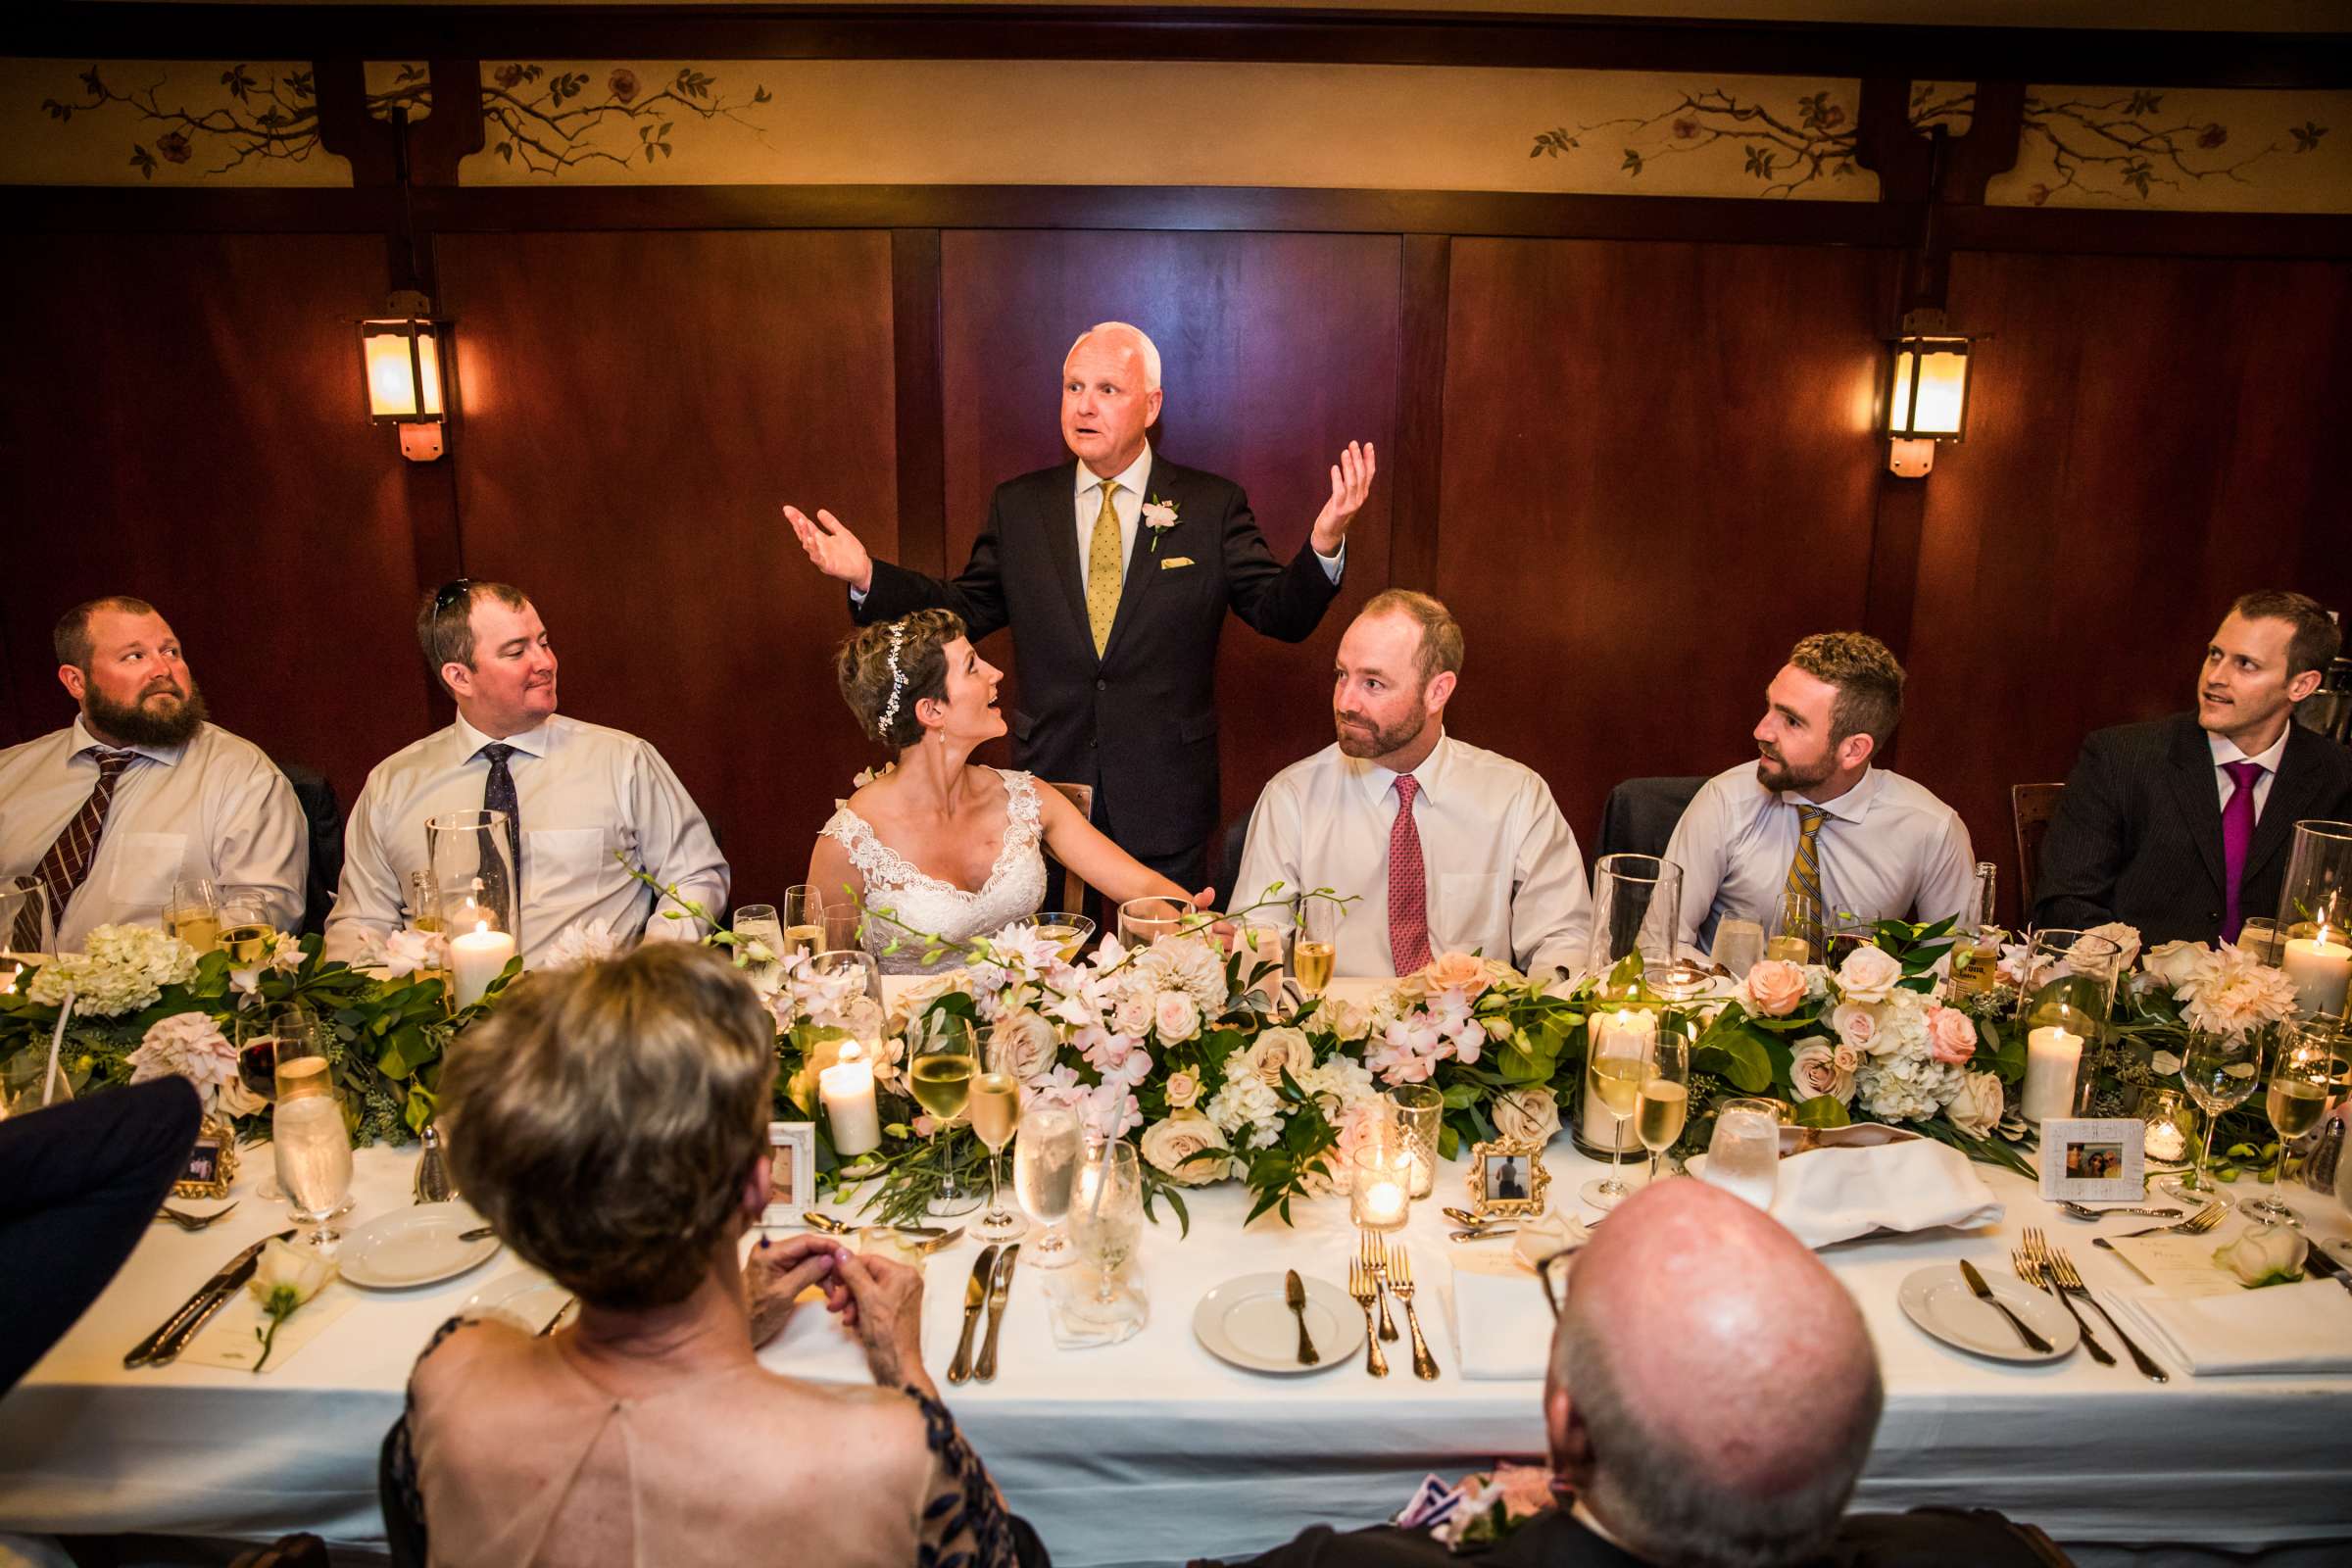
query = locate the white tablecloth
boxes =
[5,982,2351,1564]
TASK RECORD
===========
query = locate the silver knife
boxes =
[1959,1258,2053,1354]
[947,1244,999,1386]
[125,1229,296,1368]
[2301,1240,2352,1296]
[975,1245,1019,1383]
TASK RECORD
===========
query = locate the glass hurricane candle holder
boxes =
[1350,1143,1413,1233]
[2276,820,2352,1018]
[1588,855,1684,981]
[2138,1087,2195,1170]
[1387,1084,1443,1199]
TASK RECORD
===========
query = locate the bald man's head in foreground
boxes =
[1546,1178,1884,1568]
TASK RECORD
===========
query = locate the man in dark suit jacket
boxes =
[2035,591,2352,946]
[787,321,1374,891]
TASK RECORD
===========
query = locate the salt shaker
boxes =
[415,1123,456,1203]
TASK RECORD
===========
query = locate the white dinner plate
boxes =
[1193,1271,1363,1375]
[1896,1263,2080,1364]
[337,1202,501,1290]
[461,1269,572,1333]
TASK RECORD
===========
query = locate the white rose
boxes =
[1321,998,1373,1043]
[1165,1067,1202,1109]
[2214,1222,2308,1288]
[248,1237,336,1307]
[1241,1026,1315,1089]
[993,1009,1059,1080]
[1836,944,1905,1004]
[1139,1111,1230,1186]
[1152,989,1202,1041]
[1491,1087,1561,1146]
[1788,1038,1855,1104]
[2082,922,2142,976]
[2142,940,2213,992]
[1830,1002,1887,1056]
[1945,1070,2004,1137]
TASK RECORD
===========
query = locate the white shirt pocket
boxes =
[525,827,611,903]
[106,831,188,913]
[1434,870,1508,956]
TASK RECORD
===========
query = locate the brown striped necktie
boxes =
[16,746,137,949]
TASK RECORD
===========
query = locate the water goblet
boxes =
[1701,1098,1782,1212]
[271,1029,353,1250]
[2162,1030,2265,1205]
[1070,1141,1144,1319]
[1014,1104,1083,1269]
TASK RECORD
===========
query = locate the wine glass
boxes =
[781,886,824,958]
[1118,896,1194,949]
[166,878,222,954]
[731,904,785,996]
[1070,1140,1144,1319]
[1638,1035,1692,1186]
[1292,893,1340,999]
[1701,1098,1782,1211]
[1014,1103,1083,1269]
[2238,917,2285,966]
[1769,888,1822,965]
[2251,1029,2331,1224]
[822,906,863,955]
[969,1025,1027,1242]
[906,1013,981,1218]
[1580,1014,1653,1209]
[271,1027,353,1249]
[1710,917,1765,980]
[235,1005,307,1201]
[2163,1030,2265,1205]
[219,891,273,964]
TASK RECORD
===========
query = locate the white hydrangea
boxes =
[1853,1054,1963,1124]
[27,924,199,1016]
[1297,1053,1378,1111]
[1205,1069,1286,1150]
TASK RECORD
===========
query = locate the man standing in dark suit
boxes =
[786,321,1374,891]
[2035,590,2352,946]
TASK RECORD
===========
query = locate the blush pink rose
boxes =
[1742,958,1808,1017]
[1422,951,1493,1001]
[1924,1004,1977,1065]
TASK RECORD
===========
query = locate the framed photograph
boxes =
[172,1114,239,1200]
[1466,1138,1550,1221]
[762,1121,818,1225]
[2037,1117,2147,1202]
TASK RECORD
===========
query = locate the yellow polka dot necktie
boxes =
[1085,478,1122,656]
[1781,805,1830,960]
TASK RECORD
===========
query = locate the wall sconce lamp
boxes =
[1883,309,1979,478]
[360,289,449,462]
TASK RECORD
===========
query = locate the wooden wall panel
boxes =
[1902,250,2352,918]
[1436,238,1895,857]
[0,233,429,804]
[938,229,1400,883]
[435,230,898,910]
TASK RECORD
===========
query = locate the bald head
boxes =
[1547,1178,1882,1567]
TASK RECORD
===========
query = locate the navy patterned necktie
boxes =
[477,743,520,917]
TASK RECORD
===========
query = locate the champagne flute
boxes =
[1768,888,1821,965]
[1580,1024,1653,1209]
[907,1014,982,1217]
[271,1028,352,1249]
[2163,1030,2264,1205]
[1070,1140,1144,1317]
[731,904,785,996]
[1701,1097,1782,1211]
[166,878,222,954]
[1118,896,1194,949]
[782,885,825,958]
[968,1024,1027,1242]
[1637,1035,1692,1186]
[1710,917,1765,981]
[1014,1103,1083,1269]
[1293,893,1340,999]
[822,906,863,955]
[2251,1032,2331,1224]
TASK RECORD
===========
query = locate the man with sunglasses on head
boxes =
[324,581,727,964]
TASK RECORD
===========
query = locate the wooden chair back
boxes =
[2012,782,2066,913]
[1046,781,1094,913]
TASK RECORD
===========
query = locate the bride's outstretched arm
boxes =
[807,834,865,924]
[1034,788,1212,910]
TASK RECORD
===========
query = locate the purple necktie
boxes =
[2220,759,2264,941]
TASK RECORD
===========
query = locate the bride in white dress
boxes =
[809,611,1209,974]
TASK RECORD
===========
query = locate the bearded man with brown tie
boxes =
[0,596,305,952]
[785,321,1375,892]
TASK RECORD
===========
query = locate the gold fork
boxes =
[1346,1256,1389,1378]
[1389,1245,1439,1380]
[1360,1231,1398,1342]
[2042,1234,2169,1384]
[2013,1233,2111,1365]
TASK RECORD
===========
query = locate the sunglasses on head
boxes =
[432,579,475,614]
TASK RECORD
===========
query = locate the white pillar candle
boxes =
[1361,1179,1405,1223]
[2022,1024,2083,1123]
[2282,934,2352,1018]
[819,1045,883,1157]
[1580,1008,1657,1150]
[449,920,517,1009]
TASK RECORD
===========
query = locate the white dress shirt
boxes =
[0,716,306,952]
[1235,731,1593,978]
[2209,727,2290,818]
[324,712,728,964]
[1662,761,1976,956]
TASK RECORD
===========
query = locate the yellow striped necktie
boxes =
[1085,478,1122,656]
[1781,805,1830,958]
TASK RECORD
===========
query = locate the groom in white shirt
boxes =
[1236,591,1592,978]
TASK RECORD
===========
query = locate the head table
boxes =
[2,978,2348,1568]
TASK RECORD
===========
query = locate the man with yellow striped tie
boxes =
[1660,632,1975,963]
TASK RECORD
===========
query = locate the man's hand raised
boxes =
[1307,441,1377,556]
[782,505,875,595]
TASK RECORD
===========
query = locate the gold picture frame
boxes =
[1467,1137,1549,1220]
[172,1113,240,1200]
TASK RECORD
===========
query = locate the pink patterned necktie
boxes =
[2220,759,2264,941]
[1388,774,1433,975]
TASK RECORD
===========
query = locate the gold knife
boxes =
[974,1245,1020,1383]
[1285,1269,1320,1366]
[1959,1258,2053,1354]
[126,1229,297,1368]
[948,1244,1000,1385]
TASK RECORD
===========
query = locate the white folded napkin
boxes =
[1448,1250,1553,1381]
[2103,1279,2352,1376]
[1768,1137,2003,1250]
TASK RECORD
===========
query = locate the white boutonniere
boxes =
[1141,496,1180,552]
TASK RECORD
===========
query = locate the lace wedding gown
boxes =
[819,769,1049,974]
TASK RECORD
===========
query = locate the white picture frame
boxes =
[2037,1117,2146,1202]
[762,1121,818,1225]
